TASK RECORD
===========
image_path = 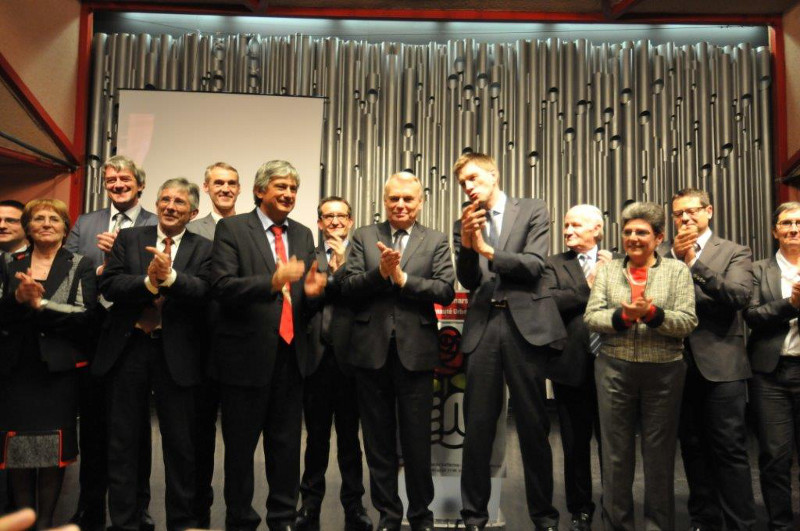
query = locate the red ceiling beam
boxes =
[603,0,648,20]
[0,53,79,166]
[0,146,73,172]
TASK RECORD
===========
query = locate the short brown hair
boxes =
[317,196,352,219]
[452,152,497,180]
[773,201,800,226]
[671,188,710,207]
[22,199,71,242]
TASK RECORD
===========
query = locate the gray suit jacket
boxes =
[744,257,798,374]
[65,206,157,269]
[187,213,217,242]
[658,234,753,381]
[341,221,455,371]
[454,197,567,354]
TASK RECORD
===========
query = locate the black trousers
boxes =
[750,357,800,531]
[192,376,220,528]
[460,307,558,530]
[553,370,601,518]
[595,354,686,531]
[679,360,755,530]
[220,341,303,531]
[77,366,153,520]
[106,331,197,531]
[354,341,434,529]
[300,349,365,512]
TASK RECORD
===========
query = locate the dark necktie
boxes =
[393,229,407,255]
[270,225,294,344]
[321,248,334,345]
[579,253,602,356]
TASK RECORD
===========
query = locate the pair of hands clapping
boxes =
[459,202,494,259]
[272,256,327,296]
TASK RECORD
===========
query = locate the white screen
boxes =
[116,90,324,243]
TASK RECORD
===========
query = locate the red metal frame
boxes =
[70,4,94,221]
[0,53,79,166]
[603,0,648,20]
[0,146,72,172]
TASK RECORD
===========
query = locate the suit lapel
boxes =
[246,210,276,271]
[764,257,783,302]
[378,221,393,249]
[316,245,329,273]
[699,234,723,270]
[133,209,152,227]
[401,224,426,268]
[497,197,519,251]
[138,226,158,274]
[42,248,73,296]
[564,251,586,287]
[173,232,195,272]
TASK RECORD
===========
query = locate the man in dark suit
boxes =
[659,188,755,531]
[294,196,372,531]
[543,204,614,531]
[65,155,157,531]
[745,201,800,530]
[341,172,455,531]
[210,160,327,531]
[186,161,241,528]
[453,152,566,531]
[95,178,212,531]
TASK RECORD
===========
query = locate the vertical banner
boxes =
[399,291,507,528]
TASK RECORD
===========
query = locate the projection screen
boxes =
[116,90,325,242]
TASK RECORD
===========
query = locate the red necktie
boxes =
[269,225,294,344]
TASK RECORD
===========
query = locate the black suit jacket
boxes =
[543,249,621,387]
[94,226,212,386]
[306,244,353,375]
[341,221,455,371]
[744,256,798,374]
[454,197,566,354]
[658,235,753,381]
[0,247,97,374]
[210,210,318,386]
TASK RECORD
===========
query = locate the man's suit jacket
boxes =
[658,235,753,382]
[306,244,353,375]
[341,221,455,371]
[187,213,216,241]
[210,209,318,387]
[543,249,621,387]
[454,197,566,354]
[93,226,212,387]
[66,206,158,268]
[744,256,798,374]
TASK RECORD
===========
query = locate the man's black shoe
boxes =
[294,506,320,531]
[570,512,592,531]
[70,507,106,531]
[344,505,373,531]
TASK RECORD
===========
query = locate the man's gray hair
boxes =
[567,204,605,242]
[253,160,299,205]
[383,171,423,199]
[158,178,200,211]
[102,155,146,188]
[621,201,666,235]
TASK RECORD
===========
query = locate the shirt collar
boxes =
[111,203,141,224]
[256,207,288,232]
[157,225,185,245]
[696,228,712,251]
[210,211,223,224]
[324,239,349,253]
[776,249,800,279]
[488,191,507,216]
[390,222,415,237]
[578,246,598,262]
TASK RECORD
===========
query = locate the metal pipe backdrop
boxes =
[86,32,774,259]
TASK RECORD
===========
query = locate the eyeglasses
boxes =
[776,219,800,229]
[622,229,653,238]
[0,217,21,225]
[320,213,350,222]
[672,206,706,219]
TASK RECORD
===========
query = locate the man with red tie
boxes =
[94,178,213,531]
[210,160,327,531]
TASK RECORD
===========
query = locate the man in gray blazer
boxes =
[660,187,755,531]
[453,152,566,531]
[65,155,157,531]
[187,161,241,242]
[185,161,241,527]
[342,172,455,531]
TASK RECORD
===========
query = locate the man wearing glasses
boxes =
[660,188,756,531]
[0,200,28,259]
[295,197,372,531]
